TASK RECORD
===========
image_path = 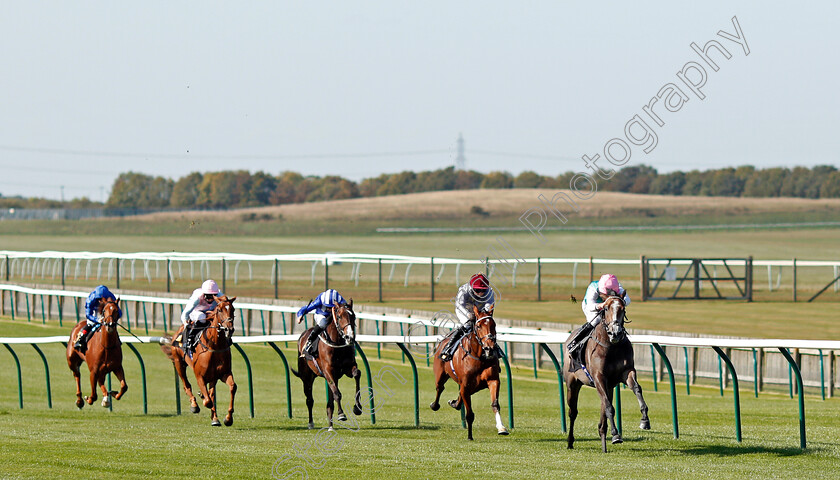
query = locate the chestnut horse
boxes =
[161,296,238,427]
[292,301,363,431]
[564,296,650,452]
[430,305,509,440]
[66,297,127,409]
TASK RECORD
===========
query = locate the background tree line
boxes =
[105,164,840,209]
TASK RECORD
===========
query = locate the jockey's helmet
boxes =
[598,274,620,296]
[469,273,490,296]
[202,279,221,295]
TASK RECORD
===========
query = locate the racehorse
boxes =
[563,295,650,452]
[161,296,238,427]
[430,305,509,440]
[292,300,363,432]
[66,297,127,409]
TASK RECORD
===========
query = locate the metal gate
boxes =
[641,257,753,301]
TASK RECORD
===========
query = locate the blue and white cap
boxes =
[320,289,346,308]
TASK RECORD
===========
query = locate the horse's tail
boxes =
[159,335,177,362]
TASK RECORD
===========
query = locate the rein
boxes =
[318,307,355,349]
[457,315,494,362]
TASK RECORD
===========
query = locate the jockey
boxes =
[74,285,119,352]
[297,289,347,358]
[439,273,495,362]
[568,273,631,354]
[180,279,223,358]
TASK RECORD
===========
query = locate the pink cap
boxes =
[598,274,619,295]
[202,279,220,295]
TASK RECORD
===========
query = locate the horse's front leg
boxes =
[488,378,509,435]
[85,368,98,405]
[460,383,475,441]
[565,374,582,449]
[69,357,84,409]
[625,369,650,430]
[350,365,362,416]
[324,371,345,426]
[593,374,616,452]
[112,365,128,400]
[195,373,213,409]
[222,373,237,427]
[209,382,220,426]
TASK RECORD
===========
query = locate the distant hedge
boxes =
[104,165,840,209]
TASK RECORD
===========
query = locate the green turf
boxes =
[0,319,838,479]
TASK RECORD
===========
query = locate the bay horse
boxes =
[292,301,363,431]
[66,297,127,409]
[161,296,238,427]
[430,305,509,440]
[564,296,650,452]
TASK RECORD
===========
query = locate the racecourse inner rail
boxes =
[1,284,839,449]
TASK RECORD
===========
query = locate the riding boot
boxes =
[301,325,324,358]
[440,323,469,361]
[74,326,89,351]
[183,324,193,358]
[567,322,595,355]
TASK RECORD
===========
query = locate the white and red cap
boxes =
[202,279,220,295]
[598,274,620,295]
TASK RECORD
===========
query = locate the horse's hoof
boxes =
[498,428,509,435]
[224,415,233,427]
[353,405,363,416]
[612,435,623,444]
[198,392,204,399]
[328,426,335,433]
[101,397,111,408]
[203,399,214,409]
[468,436,474,441]
[75,399,84,409]
[190,405,200,414]
[640,420,651,430]
[337,413,347,422]
[448,399,459,410]
[211,419,221,427]
[308,422,315,430]
[429,402,440,412]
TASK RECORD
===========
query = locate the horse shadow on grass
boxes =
[676,445,815,457]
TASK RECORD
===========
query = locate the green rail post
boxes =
[268,342,293,419]
[718,355,725,397]
[397,344,420,427]
[10,292,15,320]
[788,363,794,399]
[57,296,63,327]
[4,344,23,408]
[399,323,405,363]
[779,347,806,449]
[25,294,31,322]
[142,302,149,335]
[753,348,759,398]
[31,344,51,409]
[232,343,255,418]
[499,348,514,429]
[531,343,538,379]
[651,343,678,439]
[424,325,430,367]
[378,258,382,303]
[540,343,566,432]
[354,343,376,424]
[74,297,80,322]
[125,343,148,414]
[173,366,181,415]
[161,303,168,334]
[107,373,113,412]
[712,346,742,442]
[649,345,658,392]
[274,258,279,299]
[375,320,381,359]
[430,257,435,302]
[683,346,691,395]
[39,295,46,324]
[819,350,826,401]
[260,310,266,336]
[461,402,466,428]
[614,384,622,436]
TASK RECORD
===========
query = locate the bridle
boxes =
[195,300,235,354]
[601,296,628,344]
[460,314,497,361]
[320,306,356,349]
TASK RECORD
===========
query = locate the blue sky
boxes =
[0,2,837,200]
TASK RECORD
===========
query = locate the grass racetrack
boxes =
[1,319,839,479]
